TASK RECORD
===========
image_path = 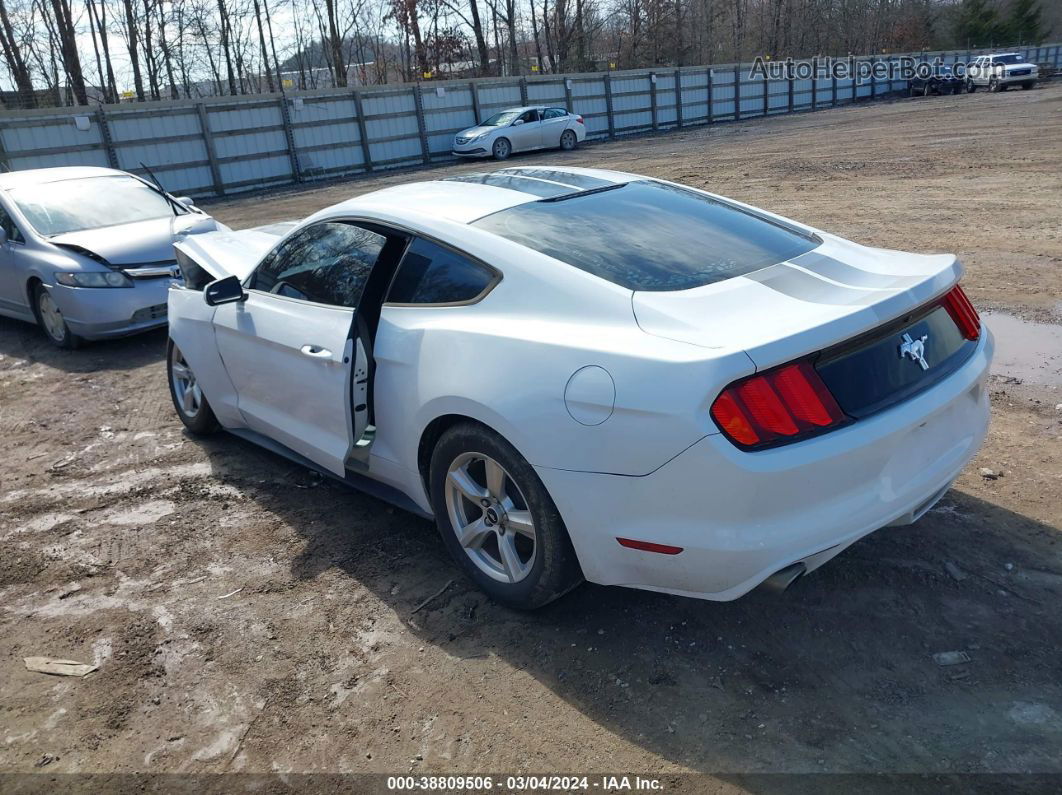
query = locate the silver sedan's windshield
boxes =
[9,175,176,237]
[481,111,520,127]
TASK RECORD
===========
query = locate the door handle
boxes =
[300,344,333,358]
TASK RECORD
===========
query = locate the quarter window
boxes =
[0,207,25,243]
[251,221,385,308]
[387,238,495,305]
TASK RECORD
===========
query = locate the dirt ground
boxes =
[2,84,1061,785]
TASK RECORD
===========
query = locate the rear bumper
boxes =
[50,277,172,340]
[537,330,993,601]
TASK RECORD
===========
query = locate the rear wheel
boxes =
[560,129,578,151]
[167,339,219,434]
[430,422,582,609]
[491,137,511,160]
[989,77,1001,92]
[33,283,82,350]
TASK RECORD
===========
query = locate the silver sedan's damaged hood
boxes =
[48,214,222,265]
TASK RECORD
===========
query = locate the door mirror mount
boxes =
[204,275,247,306]
[176,196,196,209]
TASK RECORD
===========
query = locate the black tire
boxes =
[967,80,977,93]
[559,129,578,150]
[989,77,1000,92]
[952,83,963,95]
[491,137,511,160]
[167,338,219,435]
[1021,81,1034,90]
[923,81,933,97]
[32,282,83,350]
[429,422,583,609]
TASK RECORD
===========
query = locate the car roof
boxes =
[315,166,636,226]
[0,166,128,190]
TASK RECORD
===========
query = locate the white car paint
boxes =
[168,166,992,602]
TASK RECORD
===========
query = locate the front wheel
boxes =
[167,339,219,434]
[559,129,578,151]
[34,283,82,350]
[491,137,511,160]
[430,422,583,609]
[967,80,977,93]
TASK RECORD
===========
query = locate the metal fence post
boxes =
[733,64,741,120]
[469,81,481,122]
[811,70,818,111]
[351,90,373,173]
[707,68,713,123]
[277,97,301,182]
[832,74,838,105]
[519,77,528,105]
[787,72,794,112]
[564,78,574,113]
[870,57,877,98]
[196,102,224,195]
[674,70,683,128]
[762,73,769,117]
[604,74,615,138]
[95,107,119,170]
[650,73,658,130]
[412,83,430,164]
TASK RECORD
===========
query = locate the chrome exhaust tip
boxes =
[761,562,806,594]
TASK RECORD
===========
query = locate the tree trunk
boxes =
[252,0,274,91]
[0,0,37,106]
[121,0,146,100]
[50,0,89,104]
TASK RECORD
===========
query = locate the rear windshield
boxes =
[471,180,819,291]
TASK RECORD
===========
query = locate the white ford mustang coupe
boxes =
[168,166,992,609]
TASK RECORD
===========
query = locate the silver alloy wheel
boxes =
[444,451,536,583]
[37,289,66,342]
[560,130,576,150]
[170,345,202,419]
[493,138,510,159]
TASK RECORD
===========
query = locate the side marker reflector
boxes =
[617,538,684,555]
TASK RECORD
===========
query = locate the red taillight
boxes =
[710,360,846,449]
[941,285,980,341]
[576,115,584,124]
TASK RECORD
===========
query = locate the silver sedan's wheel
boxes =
[37,289,66,342]
[560,129,577,151]
[445,451,536,583]
[34,284,81,349]
[170,344,202,419]
[492,138,511,160]
[167,339,218,434]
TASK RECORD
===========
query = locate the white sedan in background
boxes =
[167,166,992,609]
[452,107,586,160]
[0,166,224,348]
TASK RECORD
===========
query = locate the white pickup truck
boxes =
[966,53,1039,92]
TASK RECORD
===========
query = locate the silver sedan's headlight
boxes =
[55,271,133,288]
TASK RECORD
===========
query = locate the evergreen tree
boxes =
[955,0,1006,46]
[1008,0,1045,44]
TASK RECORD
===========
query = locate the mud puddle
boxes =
[983,312,1062,387]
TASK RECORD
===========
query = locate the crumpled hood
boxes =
[49,213,222,265]
[174,222,296,282]
[632,235,962,369]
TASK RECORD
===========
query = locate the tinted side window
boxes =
[518,110,539,124]
[252,222,385,308]
[387,238,495,305]
[543,108,567,119]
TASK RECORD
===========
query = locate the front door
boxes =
[0,203,30,317]
[213,221,386,475]
[508,109,543,151]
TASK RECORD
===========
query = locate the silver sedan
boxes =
[452,106,587,160]
[0,166,225,348]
